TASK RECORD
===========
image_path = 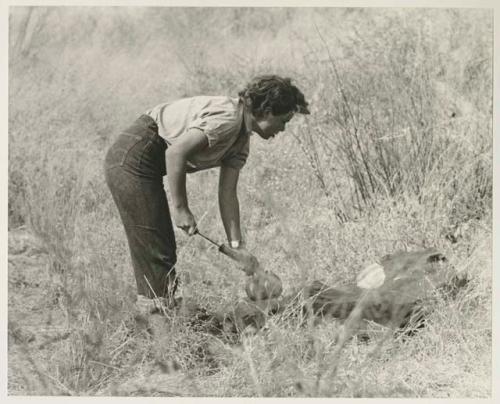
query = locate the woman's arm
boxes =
[166,128,208,234]
[218,165,242,245]
[219,165,260,273]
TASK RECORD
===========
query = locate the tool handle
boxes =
[194,230,220,248]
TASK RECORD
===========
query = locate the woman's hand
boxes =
[173,206,197,235]
[219,244,260,275]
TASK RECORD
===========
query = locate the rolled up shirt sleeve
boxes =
[188,111,238,149]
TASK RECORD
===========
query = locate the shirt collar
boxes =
[236,97,253,135]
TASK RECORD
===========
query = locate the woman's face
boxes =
[252,111,295,140]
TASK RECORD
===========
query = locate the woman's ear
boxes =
[261,109,273,118]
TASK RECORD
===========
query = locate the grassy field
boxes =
[7,7,492,397]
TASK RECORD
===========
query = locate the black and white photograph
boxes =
[3,1,497,399]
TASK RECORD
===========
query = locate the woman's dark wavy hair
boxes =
[238,75,310,117]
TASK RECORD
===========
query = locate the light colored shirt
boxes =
[145,96,252,172]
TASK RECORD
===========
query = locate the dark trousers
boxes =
[104,115,178,299]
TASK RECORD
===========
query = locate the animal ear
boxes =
[426,252,447,263]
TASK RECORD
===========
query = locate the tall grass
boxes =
[8,7,492,397]
[288,9,492,222]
